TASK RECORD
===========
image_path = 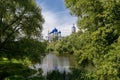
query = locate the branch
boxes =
[0,24,21,49]
[2,10,26,35]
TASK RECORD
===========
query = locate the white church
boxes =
[48,24,76,42]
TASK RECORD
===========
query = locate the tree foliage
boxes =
[51,0,120,79]
[0,0,46,62]
[0,0,44,50]
[0,0,47,79]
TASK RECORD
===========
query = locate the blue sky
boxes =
[38,0,65,12]
[36,0,77,39]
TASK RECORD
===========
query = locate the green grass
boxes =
[0,57,36,80]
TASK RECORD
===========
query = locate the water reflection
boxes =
[29,53,70,77]
[41,53,70,76]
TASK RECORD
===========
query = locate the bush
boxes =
[4,75,25,80]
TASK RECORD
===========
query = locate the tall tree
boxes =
[64,0,120,79]
[0,0,44,50]
[0,1,46,79]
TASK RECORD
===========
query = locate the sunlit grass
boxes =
[0,57,32,66]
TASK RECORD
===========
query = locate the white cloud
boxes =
[36,1,78,39]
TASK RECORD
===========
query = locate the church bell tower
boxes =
[72,24,76,33]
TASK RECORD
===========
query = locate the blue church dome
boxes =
[48,27,62,42]
[49,28,58,34]
[53,28,58,32]
[58,31,61,33]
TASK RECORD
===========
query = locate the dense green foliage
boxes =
[0,0,47,79]
[0,62,36,80]
[48,0,120,80]
[0,0,44,50]
[1,0,120,80]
